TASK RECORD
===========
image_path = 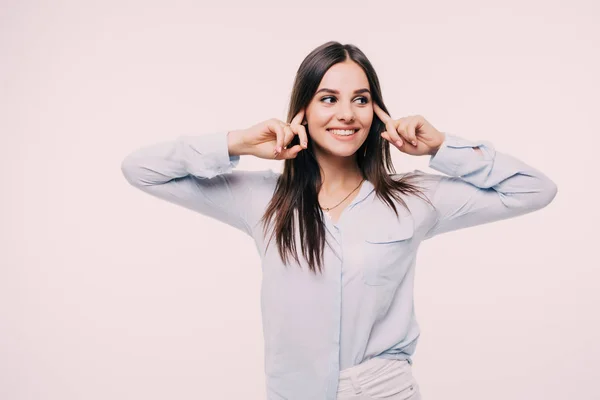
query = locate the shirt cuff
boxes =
[178,130,241,178]
[428,133,494,177]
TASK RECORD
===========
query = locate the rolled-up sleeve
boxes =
[121,130,273,236]
[424,133,558,239]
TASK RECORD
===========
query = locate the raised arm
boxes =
[121,130,275,237]
[121,115,309,237]
[423,133,558,239]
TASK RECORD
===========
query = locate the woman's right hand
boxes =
[229,109,309,160]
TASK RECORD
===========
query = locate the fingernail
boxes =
[302,141,307,148]
[396,140,403,147]
[276,146,282,153]
[412,141,417,146]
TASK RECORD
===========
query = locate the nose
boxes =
[336,102,355,122]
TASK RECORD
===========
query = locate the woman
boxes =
[121,41,557,400]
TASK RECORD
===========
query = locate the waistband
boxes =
[339,356,411,380]
[337,356,412,394]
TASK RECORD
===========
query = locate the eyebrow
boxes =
[315,88,371,95]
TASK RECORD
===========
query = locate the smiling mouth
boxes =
[327,128,360,136]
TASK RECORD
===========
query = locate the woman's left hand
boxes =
[373,103,445,156]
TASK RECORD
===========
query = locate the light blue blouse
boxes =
[121,130,557,399]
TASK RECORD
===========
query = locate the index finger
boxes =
[291,109,305,126]
[373,103,392,124]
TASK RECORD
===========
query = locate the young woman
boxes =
[121,41,557,400]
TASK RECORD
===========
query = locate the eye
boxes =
[320,96,370,105]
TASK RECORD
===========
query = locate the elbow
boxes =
[502,176,558,213]
[121,155,141,187]
[532,177,558,210]
[545,179,559,205]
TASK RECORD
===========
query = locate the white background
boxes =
[1,0,598,399]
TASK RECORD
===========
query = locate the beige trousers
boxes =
[336,357,422,400]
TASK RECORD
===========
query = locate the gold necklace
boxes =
[319,178,365,214]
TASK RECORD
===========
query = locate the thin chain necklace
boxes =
[319,178,366,214]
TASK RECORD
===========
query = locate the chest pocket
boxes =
[361,214,415,286]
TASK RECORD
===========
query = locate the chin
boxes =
[323,145,362,158]
[326,132,367,155]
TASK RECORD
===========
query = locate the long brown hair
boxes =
[260,41,430,274]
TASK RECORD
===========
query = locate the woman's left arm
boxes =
[422,132,558,239]
[372,105,558,239]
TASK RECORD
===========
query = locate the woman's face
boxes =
[305,60,373,159]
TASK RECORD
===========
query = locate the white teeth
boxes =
[329,129,357,136]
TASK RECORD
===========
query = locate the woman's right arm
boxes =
[120,129,275,237]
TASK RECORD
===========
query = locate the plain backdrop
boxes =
[1,0,598,399]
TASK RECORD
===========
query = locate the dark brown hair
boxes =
[260,41,430,274]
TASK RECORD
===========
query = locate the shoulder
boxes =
[230,168,279,182]
[238,168,280,191]
[390,169,443,192]
[215,169,280,202]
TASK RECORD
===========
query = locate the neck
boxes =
[316,152,364,196]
